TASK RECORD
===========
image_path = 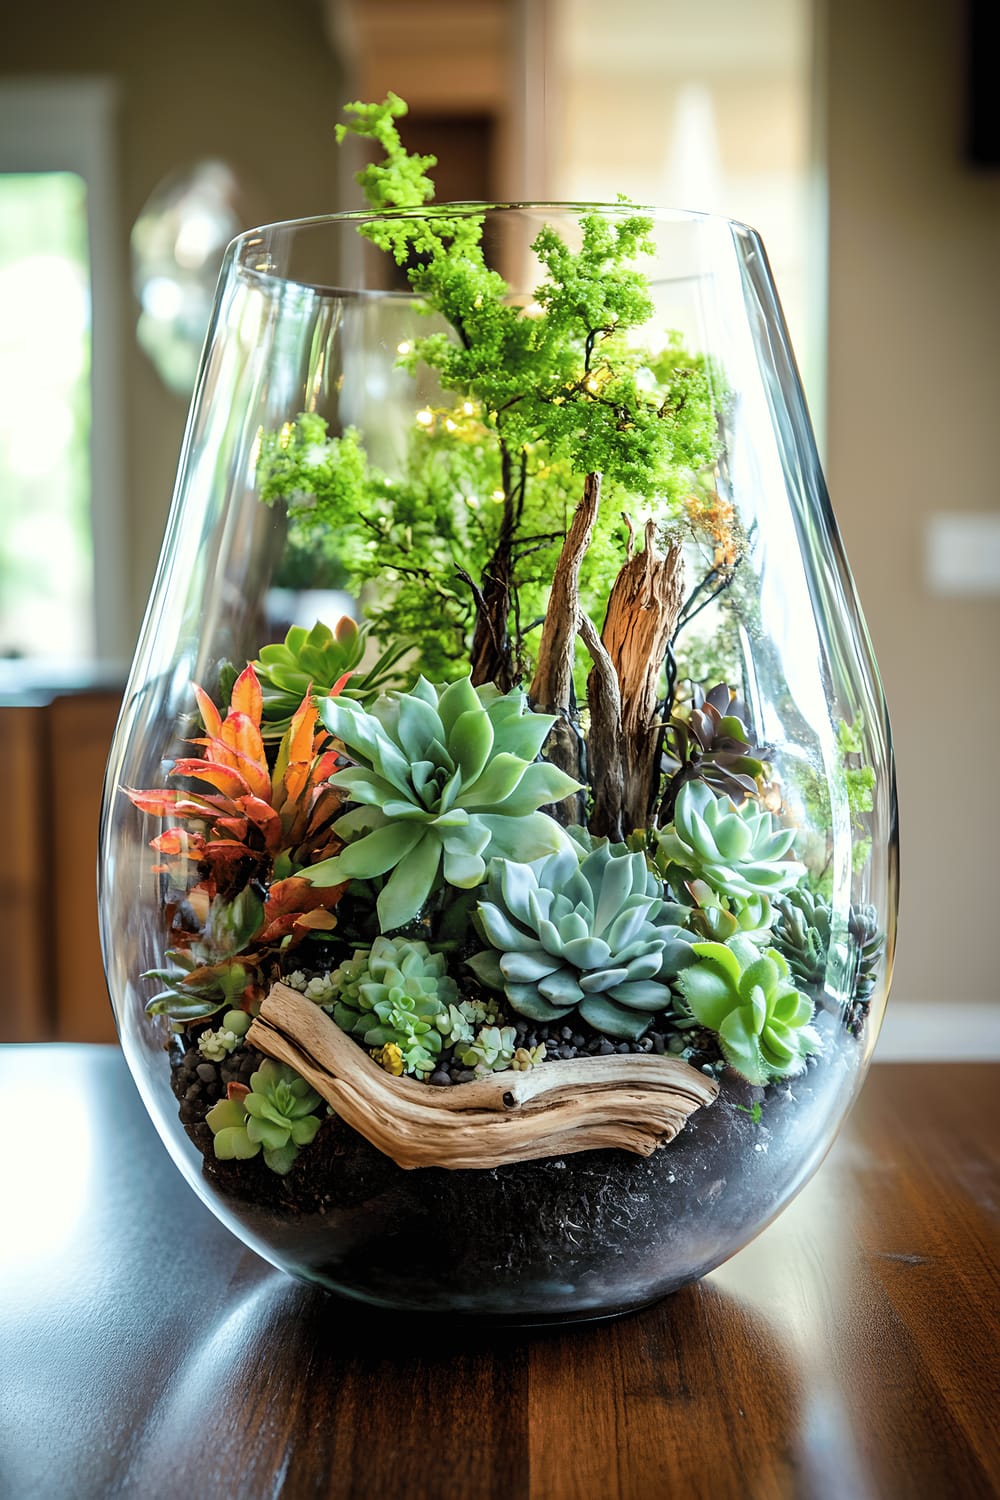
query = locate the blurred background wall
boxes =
[0,0,996,1045]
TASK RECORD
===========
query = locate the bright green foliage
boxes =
[335,92,437,211]
[456,1024,518,1075]
[674,935,820,1084]
[467,841,695,1041]
[206,1059,323,1174]
[307,676,579,930]
[256,98,721,686]
[329,936,457,1078]
[792,713,877,893]
[250,617,411,736]
[655,781,805,902]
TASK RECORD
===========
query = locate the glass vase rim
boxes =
[232,200,762,248]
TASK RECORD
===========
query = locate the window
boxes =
[0,79,126,668]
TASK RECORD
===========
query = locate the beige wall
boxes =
[826,0,1000,1006]
[3,0,344,647]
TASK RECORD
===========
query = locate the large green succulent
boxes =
[467,841,696,1041]
[205,1059,324,1174]
[330,936,457,1078]
[308,676,580,931]
[675,934,820,1084]
[655,780,805,902]
[251,618,411,737]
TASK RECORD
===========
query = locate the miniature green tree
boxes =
[258,93,725,835]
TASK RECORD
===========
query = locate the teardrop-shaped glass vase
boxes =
[100,204,897,1322]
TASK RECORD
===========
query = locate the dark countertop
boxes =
[1,1047,997,1499]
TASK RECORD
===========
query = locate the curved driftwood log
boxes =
[247,982,719,1171]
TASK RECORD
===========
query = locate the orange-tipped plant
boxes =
[125,664,347,1020]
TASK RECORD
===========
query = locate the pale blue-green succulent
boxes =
[655,781,805,901]
[330,936,457,1078]
[309,676,580,931]
[468,840,696,1041]
[674,933,820,1084]
[205,1059,324,1174]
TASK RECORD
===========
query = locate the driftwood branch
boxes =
[596,520,686,833]
[578,611,625,841]
[529,472,603,823]
[247,983,718,1171]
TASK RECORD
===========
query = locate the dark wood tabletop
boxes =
[1,1046,997,1500]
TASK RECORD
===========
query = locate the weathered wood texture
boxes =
[248,981,717,1169]
[2,1049,998,1500]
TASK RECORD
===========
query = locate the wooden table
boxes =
[1,1048,997,1500]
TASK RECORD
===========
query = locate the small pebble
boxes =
[428,1071,452,1087]
[196,1063,217,1084]
[597,1039,615,1057]
[651,1033,666,1054]
[616,1042,631,1055]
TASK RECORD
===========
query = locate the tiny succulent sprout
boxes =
[674,934,820,1085]
[205,1059,323,1174]
[306,675,581,931]
[251,616,412,737]
[198,1026,241,1061]
[433,999,496,1049]
[468,840,696,1042]
[512,1043,546,1071]
[457,1025,519,1075]
[655,781,806,901]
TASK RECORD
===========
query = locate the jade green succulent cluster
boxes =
[674,935,820,1084]
[655,780,805,901]
[468,840,696,1041]
[329,935,458,1078]
[307,676,580,931]
[206,1060,324,1174]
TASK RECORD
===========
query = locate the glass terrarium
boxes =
[100,100,897,1322]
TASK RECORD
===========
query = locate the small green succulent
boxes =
[674,934,820,1084]
[329,936,458,1078]
[308,676,580,931]
[206,1059,324,1174]
[197,1008,250,1061]
[468,840,696,1041]
[251,618,411,737]
[771,885,832,988]
[433,998,498,1049]
[457,1025,519,1074]
[667,879,774,946]
[655,781,805,902]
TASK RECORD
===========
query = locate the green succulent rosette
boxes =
[205,1059,323,1174]
[308,676,580,931]
[656,780,806,901]
[674,934,820,1084]
[468,840,696,1041]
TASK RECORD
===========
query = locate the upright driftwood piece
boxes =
[593,519,686,833]
[247,982,718,1171]
[528,472,603,822]
[578,611,626,841]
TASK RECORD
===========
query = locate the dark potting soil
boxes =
[170,1010,862,1320]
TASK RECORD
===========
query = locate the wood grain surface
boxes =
[1,1047,997,1500]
